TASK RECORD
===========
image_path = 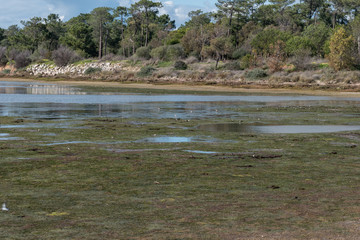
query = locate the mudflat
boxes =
[0,79,359,239]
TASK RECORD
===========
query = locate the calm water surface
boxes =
[0,80,359,134]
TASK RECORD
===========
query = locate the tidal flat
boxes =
[0,80,359,239]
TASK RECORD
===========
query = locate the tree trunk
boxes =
[228,4,234,36]
[145,8,149,47]
[358,36,360,56]
[104,29,108,57]
[99,22,102,59]
[215,57,219,70]
[121,17,125,56]
[332,12,336,29]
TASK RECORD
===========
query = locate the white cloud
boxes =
[115,0,215,27]
[0,0,218,29]
[0,0,71,28]
[164,1,174,7]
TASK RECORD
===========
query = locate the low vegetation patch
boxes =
[245,68,268,79]
[137,66,155,77]
[174,60,187,70]
[84,67,102,74]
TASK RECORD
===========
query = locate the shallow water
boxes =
[0,133,23,141]
[1,80,360,134]
[136,136,232,143]
[184,150,218,154]
[199,123,360,134]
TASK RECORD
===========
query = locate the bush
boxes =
[2,69,10,74]
[85,67,102,75]
[245,68,267,79]
[232,48,249,60]
[289,49,313,71]
[240,54,255,69]
[267,40,287,73]
[302,22,331,57]
[150,45,184,61]
[185,56,199,64]
[223,61,242,70]
[328,27,355,71]
[101,53,124,62]
[174,61,187,70]
[286,36,312,56]
[251,27,292,55]
[150,46,167,60]
[7,49,18,62]
[0,46,8,67]
[137,66,155,77]
[13,50,32,69]
[31,47,50,62]
[135,46,151,60]
[52,46,80,67]
[166,44,185,61]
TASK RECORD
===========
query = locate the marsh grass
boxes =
[0,105,359,239]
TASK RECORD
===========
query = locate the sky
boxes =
[0,0,218,29]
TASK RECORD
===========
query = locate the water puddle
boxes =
[136,136,230,143]
[184,150,218,154]
[0,122,85,129]
[0,135,24,141]
[0,133,24,140]
[44,141,102,146]
[199,123,360,134]
[43,136,230,145]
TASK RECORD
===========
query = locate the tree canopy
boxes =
[0,0,359,71]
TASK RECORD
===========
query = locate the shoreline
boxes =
[2,76,360,97]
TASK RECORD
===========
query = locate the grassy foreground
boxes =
[0,104,360,239]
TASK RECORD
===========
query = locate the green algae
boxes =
[0,101,359,239]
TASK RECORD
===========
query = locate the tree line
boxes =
[1,0,360,71]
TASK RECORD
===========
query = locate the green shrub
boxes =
[302,22,331,57]
[136,46,151,60]
[289,49,313,71]
[150,46,167,60]
[157,61,173,68]
[251,27,292,55]
[223,61,242,70]
[245,68,267,79]
[0,46,8,67]
[85,67,102,75]
[166,44,184,61]
[2,69,10,74]
[232,48,248,60]
[174,61,187,70]
[240,54,253,69]
[329,27,355,71]
[137,66,155,77]
[286,36,312,56]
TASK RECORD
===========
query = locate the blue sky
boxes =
[0,0,217,28]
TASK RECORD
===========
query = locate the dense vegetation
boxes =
[1,0,360,72]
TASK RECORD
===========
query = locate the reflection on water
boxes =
[0,81,84,95]
[0,133,23,141]
[199,123,360,134]
[184,150,218,154]
[0,80,360,122]
[136,136,224,143]
[43,136,229,145]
